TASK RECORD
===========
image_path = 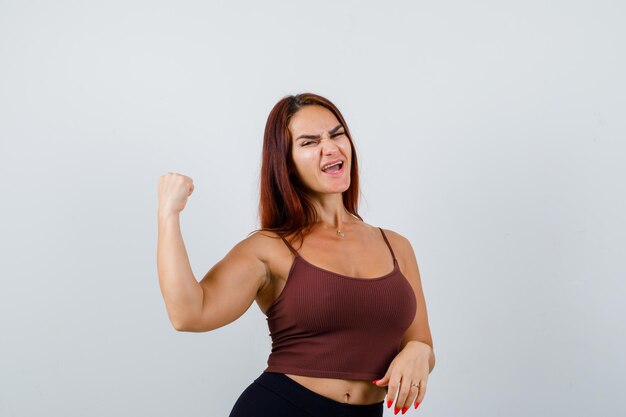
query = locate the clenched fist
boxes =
[158,172,195,217]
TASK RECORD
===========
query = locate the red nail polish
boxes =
[402,407,408,414]
[372,379,379,384]
[394,408,400,415]
[387,399,393,408]
[414,401,421,409]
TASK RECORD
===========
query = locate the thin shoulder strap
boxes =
[279,234,299,257]
[378,227,397,263]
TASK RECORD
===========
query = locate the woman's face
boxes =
[288,105,352,196]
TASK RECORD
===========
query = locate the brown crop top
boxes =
[263,227,417,381]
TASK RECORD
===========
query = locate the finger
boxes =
[401,382,420,413]
[394,378,413,414]
[385,377,400,410]
[415,379,427,407]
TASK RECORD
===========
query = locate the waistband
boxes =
[254,372,384,417]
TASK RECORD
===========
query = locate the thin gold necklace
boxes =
[335,213,359,238]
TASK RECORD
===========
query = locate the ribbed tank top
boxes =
[263,227,417,381]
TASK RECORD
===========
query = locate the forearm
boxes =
[157,212,203,329]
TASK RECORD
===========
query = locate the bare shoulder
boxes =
[240,229,278,242]
[377,227,417,266]
[238,229,283,260]
[376,226,410,246]
[200,229,283,299]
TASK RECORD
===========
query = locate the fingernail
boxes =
[372,379,379,384]
[394,408,400,415]
[402,407,408,414]
[387,399,393,408]
[414,401,421,409]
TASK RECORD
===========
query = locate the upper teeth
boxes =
[322,161,342,171]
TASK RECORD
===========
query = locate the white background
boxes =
[1,1,624,416]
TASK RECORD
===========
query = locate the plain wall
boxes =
[1,1,624,416]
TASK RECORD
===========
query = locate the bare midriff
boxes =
[284,373,387,405]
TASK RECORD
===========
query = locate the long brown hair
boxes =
[249,92,363,248]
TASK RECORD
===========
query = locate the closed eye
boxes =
[301,132,344,146]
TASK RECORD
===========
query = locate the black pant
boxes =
[228,372,384,417]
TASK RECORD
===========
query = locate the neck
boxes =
[311,194,357,234]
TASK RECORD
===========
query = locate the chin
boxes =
[333,184,351,194]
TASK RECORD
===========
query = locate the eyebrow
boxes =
[296,124,344,140]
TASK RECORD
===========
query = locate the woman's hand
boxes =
[158,172,195,217]
[372,341,432,414]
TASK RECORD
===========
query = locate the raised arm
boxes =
[156,173,269,332]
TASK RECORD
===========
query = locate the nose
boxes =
[320,133,340,154]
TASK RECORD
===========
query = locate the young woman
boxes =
[157,93,435,416]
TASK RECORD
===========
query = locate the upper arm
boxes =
[181,231,270,332]
[387,230,434,351]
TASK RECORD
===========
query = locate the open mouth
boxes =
[321,161,344,175]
